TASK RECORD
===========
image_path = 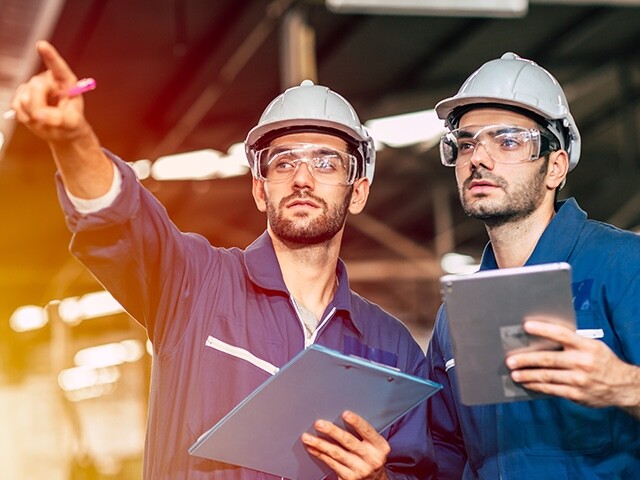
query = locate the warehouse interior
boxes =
[0,0,639,477]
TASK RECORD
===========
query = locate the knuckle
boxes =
[382,442,391,457]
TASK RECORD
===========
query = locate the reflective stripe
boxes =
[576,328,604,339]
[205,335,279,375]
[445,358,455,372]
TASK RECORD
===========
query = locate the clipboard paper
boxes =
[189,344,441,480]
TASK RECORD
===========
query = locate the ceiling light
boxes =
[148,145,250,181]
[73,340,145,368]
[326,0,528,17]
[9,305,47,332]
[152,149,223,181]
[129,159,152,180]
[366,109,446,149]
[441,252,480,275]
[58,365,121,401]
[58,291,125,324]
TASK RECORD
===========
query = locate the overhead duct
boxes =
[326,0,640,17]
[0,0,67,158]
[326,0,529,17]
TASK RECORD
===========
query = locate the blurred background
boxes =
[0,0,639,478]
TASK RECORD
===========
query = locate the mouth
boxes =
[469,179,496,188]
[466,178,501,194]
[286,197,320,209]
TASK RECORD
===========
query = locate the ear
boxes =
[252,178,267,212]
[546,150,569,190]
[348,177,370,214]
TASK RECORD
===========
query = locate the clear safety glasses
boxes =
[439,124,560,167]
[254,143,358,186]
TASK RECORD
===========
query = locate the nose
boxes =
[466,141,495,170]
[291,159,315,188]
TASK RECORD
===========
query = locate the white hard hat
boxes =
[245,79,376,183]
[435,52,581,170]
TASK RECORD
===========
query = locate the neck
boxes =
[270,230,342,319]
[486,202,556,269]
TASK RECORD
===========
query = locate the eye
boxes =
[458,140,476,153]
[268,151,297,171]
[274,159,295,170]
[494,130,527,150]
[316,158,335,170]
[313,151,344,172]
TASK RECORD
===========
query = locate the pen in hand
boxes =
[2,77,97,120]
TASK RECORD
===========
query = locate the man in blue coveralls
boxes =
[12,41,436,479]
[427,52,640,479]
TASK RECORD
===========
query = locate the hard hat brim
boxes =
[245,118,370,149]
[436,95,562,125]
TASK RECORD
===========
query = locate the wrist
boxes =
[617,363,640,413]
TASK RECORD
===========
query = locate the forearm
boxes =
[619,364,640,420]
[49,122,114,199]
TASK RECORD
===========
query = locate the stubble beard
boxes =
[266,189,352,245]
[459,161,549,228]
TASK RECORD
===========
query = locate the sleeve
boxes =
[56,151,217,351]
[66,160,122,213]
[610,255,640,365]
[383,343,438,480]
[425,306,468,479]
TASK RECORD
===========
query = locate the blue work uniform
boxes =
[57,154,436,480]
[427,198,640,479]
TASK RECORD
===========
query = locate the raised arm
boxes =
[10,40,113,199]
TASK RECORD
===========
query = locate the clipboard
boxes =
[440,262,576,405]
[189,344,442,480]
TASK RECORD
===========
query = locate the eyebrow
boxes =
[458,125,529,138]
[269,145,345,157]
[456,130,475,139]
[491,126,525,135]
[268,146,291,156]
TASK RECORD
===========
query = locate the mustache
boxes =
[279,191,328,209]
[463,169,507,190]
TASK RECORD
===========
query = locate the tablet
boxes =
[440,262,576,405]
[189,344,442,480]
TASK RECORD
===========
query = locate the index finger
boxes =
[522,319,583,349]
[342,411,384,444]
[36,40,77,85]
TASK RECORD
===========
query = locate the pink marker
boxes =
[2,77,97,120]
[65,77,97,97]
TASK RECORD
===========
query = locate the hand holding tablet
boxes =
[440,262,576,405]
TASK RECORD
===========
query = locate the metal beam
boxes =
[280,6,318,89]
[146,0,297,160]
[0,0,67,157]
[345,258,440,281]
[348,213,434,259]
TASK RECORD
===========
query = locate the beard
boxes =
[459,160,549,228]
[266,189,352,245]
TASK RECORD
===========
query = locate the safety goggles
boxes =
[440,124,560,167]
[253,143,358,186]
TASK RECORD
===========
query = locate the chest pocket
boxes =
[511,278,615,455]
[343,335,398,368]
[501,400,613,456]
